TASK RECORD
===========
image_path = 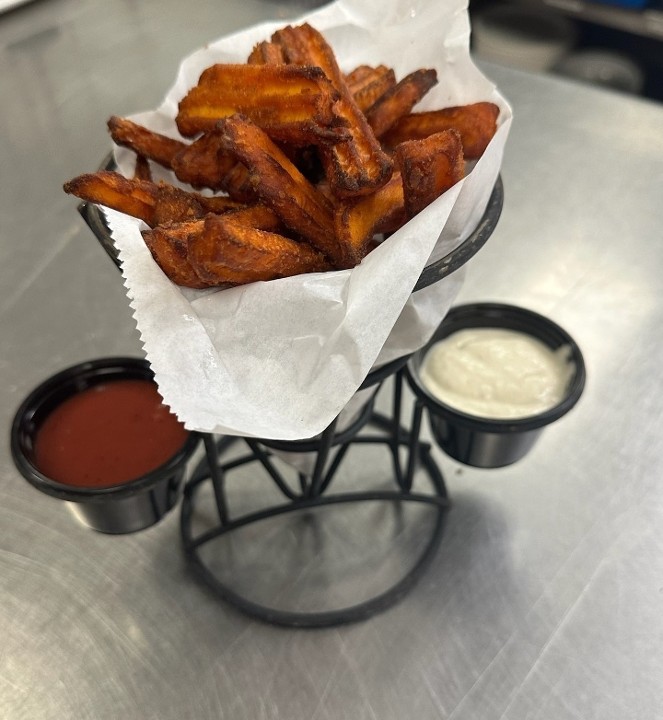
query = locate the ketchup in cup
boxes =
[34,379,189,488]
[11,358,200,533]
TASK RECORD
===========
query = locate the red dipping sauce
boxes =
[33,379,189,488]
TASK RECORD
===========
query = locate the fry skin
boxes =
[63,171,242,227]
[216,114,345,266]
[345,65,397,113]
[167,127,256,203]
[247,40,286,65]
[141,205,293,288]
[394,129,465,217]
[365,68,438,138]
[108,115,254,199]
[272,23,393,198]
[344,65,376,88]
[333,172,407,266]
[108,116,186,170]
[194,194,245,216]
[189,210,330,285]
[176,63,348,146]
[170,129,236,191]
[133,154,152,182]
[142,220,212,289]
[64,171,159,225]
[381,101,500,159]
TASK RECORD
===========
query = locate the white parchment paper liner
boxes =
[105,0,512,441]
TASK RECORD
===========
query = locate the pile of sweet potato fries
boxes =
[64,22,499,288]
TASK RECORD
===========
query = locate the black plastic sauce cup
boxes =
[10,357,200,534]
[406,303,586,468]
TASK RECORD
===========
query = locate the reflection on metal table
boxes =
[1,1,663,719]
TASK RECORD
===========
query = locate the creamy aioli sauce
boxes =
[420,328,574,420]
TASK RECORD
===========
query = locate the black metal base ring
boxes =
[180,426,449,629]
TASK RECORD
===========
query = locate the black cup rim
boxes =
[405,303,586,433]
[10,357,200,503]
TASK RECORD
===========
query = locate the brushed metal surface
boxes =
[2,1,663,718]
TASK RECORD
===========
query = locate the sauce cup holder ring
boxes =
[405,303,586,468]
[10,357,201,534]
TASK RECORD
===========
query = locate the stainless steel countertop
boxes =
[2,1,663,718]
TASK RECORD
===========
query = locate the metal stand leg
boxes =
[180,368,448,628]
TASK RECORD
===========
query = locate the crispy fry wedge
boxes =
[108,116,186,170]
[167,128,251,201]
[194,194,245,216]
[216,114,346,265]
[133,154,152,182]
[108,115,253,199]
[63,171,243,227]
[154,183,244,223]
[247,40,286,65]
[345,65,397,113]
[344,65,376,88]
[108,114,255,201]
[213,204,284,233]
[150,183,210,226]
[189,211,330,285]
[272,23,393,198]
[64,171,159,225]
[176,63,347,146]
[394,129,465,218]
[333,172,407,266]
[142,205,291,288]
[142,220,212,288]
[217,160,256,204]
[365,68,438,138]
[170,130,235,190]
[381,101,500,159]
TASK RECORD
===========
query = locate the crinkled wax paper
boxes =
[106,0,512,440]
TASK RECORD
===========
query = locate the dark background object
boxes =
[470,0,663,100]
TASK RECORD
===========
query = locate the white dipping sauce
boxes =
[420,328,573,420]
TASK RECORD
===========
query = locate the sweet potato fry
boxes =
[216,114,346,265]
[381,101,500,159]
[345,65,397,113]
[247,40,286,65]
[108,115,252,198]
[272,23,393,198]
[133,154,152,182]
[216,160,256,204]
[142,221,212,289]
[176,63,347,146]
[63,171,243,227]
[213,204,284,233]
[64,171,159,225]
[394,129,465,217]
[189,210,330,285]
[333,172,407,266]
[194,194,245,216]
[365,68,438,138]
[166,128,251,202]
[108,116,186,170]
[344,65,375,89]
[150,183,209,226]
[169,130,234,190]
[142,205,292,287]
